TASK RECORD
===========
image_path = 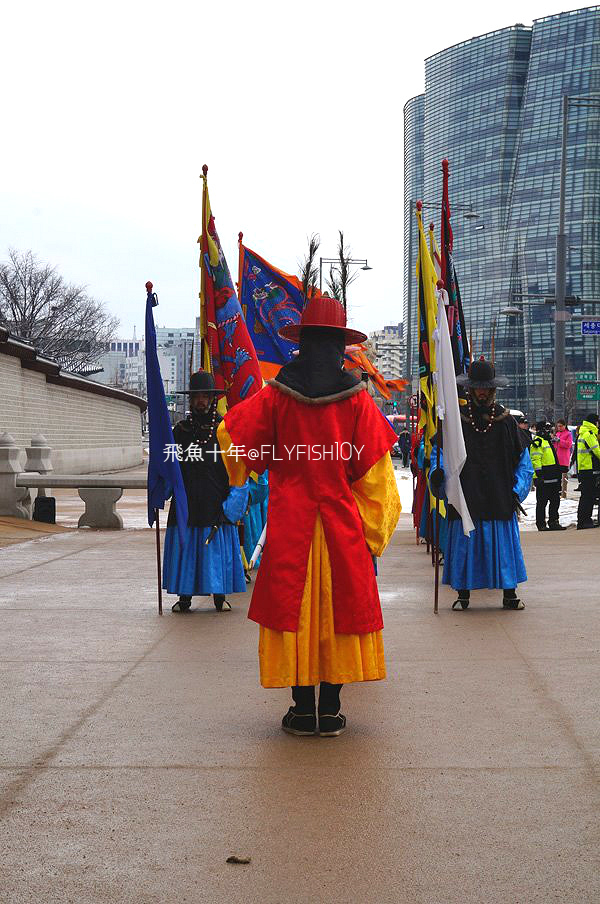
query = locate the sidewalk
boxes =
[0,523,598,903]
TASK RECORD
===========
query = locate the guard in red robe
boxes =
[218,294,401,737]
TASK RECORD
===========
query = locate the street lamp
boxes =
[491,306,523,358]
[491,307,524,409]
[553,93,600,421]
[318,257,372,295]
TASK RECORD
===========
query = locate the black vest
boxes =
[167,417,230,528]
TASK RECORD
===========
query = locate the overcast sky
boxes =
[1,1,588,339]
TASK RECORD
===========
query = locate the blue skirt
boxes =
[442,515,527,591]
[162,525,246,596]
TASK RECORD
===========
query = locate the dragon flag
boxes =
[440,159,470,376]
[237,239,305,380]
[416,202,439,458]
[199,166,261,406]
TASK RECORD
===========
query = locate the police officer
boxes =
[576,413,600,530]
[530,421,565,531]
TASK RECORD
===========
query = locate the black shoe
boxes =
[318,712,347,737]
[503,596,525,610]
[452,596,470,610]
[577,521,595,530]
[548,522,566,531]
[537,525,549,531]
[171,596,192,613]
[213,595,232,612]
[281,708,317,736]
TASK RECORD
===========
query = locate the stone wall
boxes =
[0,334,146,474]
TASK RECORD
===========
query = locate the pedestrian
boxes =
[433,357,533,611]
[530,421,565,531]
[515,415,533,448]
[218,294,402,737]
[576,413,600,530]
[163,370,249,612]
[554,418,573,499]
[398,429,411,468]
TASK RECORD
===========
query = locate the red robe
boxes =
[223,381,397,634]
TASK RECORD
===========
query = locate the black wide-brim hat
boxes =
[175,369,223,395]
[456,357,508,389]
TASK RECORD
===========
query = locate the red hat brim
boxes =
[278,322,367,345]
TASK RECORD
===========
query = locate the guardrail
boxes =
[16,475,147,529]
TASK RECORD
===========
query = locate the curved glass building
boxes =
[404,6,600,418]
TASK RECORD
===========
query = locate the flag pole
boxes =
[155,508,163,616]
[237,232,245,317]
[433,415,442,614]
[200,164,208,371]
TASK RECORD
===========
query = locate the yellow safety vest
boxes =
[577,422,600,473]
[530,437,556,473]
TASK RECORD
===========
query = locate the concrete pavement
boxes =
[0,521,598,903]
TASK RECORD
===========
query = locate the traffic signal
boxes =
[393,400,398,410]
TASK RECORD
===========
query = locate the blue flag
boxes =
[145,283,188,543]
[238,244,304,379]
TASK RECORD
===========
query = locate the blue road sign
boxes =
[581,321,600,335]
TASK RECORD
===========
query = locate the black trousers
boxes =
[179,594,225,604]
[578,474,599,526]
[292,683,342,715]
[536,482,560,528]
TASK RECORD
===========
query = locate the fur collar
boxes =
[267,379,365,405]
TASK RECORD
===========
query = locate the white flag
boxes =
[433,288,474,536]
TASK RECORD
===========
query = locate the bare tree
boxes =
[0,249,119,372]
[325,231,358,312]
[298,234,320,303]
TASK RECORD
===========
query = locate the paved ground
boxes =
[0,516,598,903]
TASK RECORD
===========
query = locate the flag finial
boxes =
[442,158,449,173]
[202,164,208,177]
[238,231,243,242]
[416,200,423,211]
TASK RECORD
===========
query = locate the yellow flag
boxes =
[416,206,439,459]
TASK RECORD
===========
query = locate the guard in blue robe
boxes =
[243,472,268,567]
[163,370,248,613]
[436,358,533,611]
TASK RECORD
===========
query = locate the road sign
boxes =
[576,371,596,382]
[165,394,175,403]
[576,383,600,402]
[409,394,418,407]
[581,321,600,335]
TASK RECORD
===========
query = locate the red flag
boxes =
[199,166,261,406]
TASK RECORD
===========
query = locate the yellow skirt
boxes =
[258,513,386,687]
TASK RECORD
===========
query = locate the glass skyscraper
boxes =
[403,93,424,386]
[404,6,600,417]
